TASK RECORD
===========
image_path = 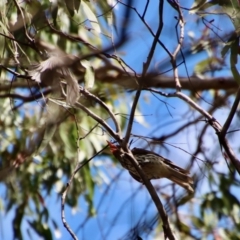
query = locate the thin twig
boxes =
[221,86,240,137]
[61,145,108,239]
[74,101,121,141]
[120,1,176,239]
[0,64,32,79]
[118,0,172,56]
[123,88,141,146]
[13,0,33,43]
[148,88,240,174]
[123,0,165,146]
[74,145,109,174]
[142,0,150,19]
[80,88,121,135]
[61,183,78,240]
[0,90,51,102]
[124,150,176,240]
[169,0,185,91]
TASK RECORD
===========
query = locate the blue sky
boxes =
[1,0,240,240]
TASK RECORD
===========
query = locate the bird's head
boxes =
[107,141,127,160]
[106,141,120,153]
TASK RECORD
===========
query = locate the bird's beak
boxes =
[106,141,118,152]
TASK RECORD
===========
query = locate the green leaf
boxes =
[51,5,58,27]
[194,57,222,75]
[13,203,26,240]
[192,216,204,228]
[80,1,101,34]
[51,218,61,239]
[81,60,95,89]
[230,38,240,84]
[28,220,53,240]
[83,164,95,216]
[36,125,57,154]
[65,0,81,16]
[177,220,191,234]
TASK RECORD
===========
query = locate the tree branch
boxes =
[124,150,176,240]
[148,88,240,174]
[123,0,165,146]
[100,73,238,91]
[73,101,121,142]
[80,88,121,135]
[221,86,240,137]
[170,0,185,90]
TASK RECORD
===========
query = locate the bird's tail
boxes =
[169,170,194,193]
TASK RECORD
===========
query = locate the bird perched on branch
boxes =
[107,141,194,193]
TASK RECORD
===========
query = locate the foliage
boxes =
[0,0,240,239]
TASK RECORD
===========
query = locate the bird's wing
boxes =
[131,147,190,174]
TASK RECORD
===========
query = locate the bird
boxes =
[107,141,194,193]
[28,41,85,105]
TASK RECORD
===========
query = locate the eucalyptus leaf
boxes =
[81,59,95,89]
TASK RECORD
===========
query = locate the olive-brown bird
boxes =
[107,141,194,193]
